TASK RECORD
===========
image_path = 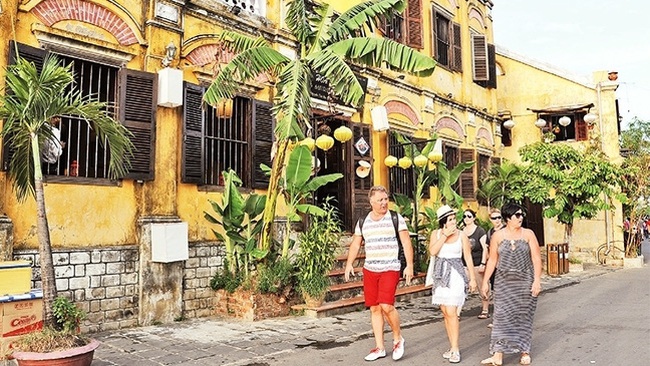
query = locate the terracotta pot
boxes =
[12,339,100,366]
[303,293,325,308]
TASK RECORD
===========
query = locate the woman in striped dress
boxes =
[480,203,542,366]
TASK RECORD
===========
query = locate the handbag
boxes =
[425,255,436,287]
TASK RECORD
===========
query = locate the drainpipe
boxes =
[596,82,612,251]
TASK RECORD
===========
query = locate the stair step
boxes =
[293,283,431,318]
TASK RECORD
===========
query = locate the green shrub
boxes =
[52,297,85,334]
[256,257,294,294]
[210,259,243,293]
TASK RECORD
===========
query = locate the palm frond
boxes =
[286,0,313,47]
[219,31,269,53]
[327,37,436,77]
[307,49,364,107]
[326,0,406,45]
[204,46,288,107]
[272,60,312,140]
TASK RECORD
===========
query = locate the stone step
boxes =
[293,282,431,318]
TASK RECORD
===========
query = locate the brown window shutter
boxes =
[405,0,423,49]
[472,34,488,81]
[460,148,475,199]
[3,42,48,171]
[451,22,462,72]
[575,118,588,141]
[431,11,439,60]
[486,43,497,88]
[181,83,204,184]
[252,100,274,189]
[119,69,157,181]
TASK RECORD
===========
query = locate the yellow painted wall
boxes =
[496,50,624,251]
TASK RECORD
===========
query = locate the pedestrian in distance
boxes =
[344,185,414,362]
[485,208,504,328]
[480,202,542,366]
[460,209,488,320]
[428,205,477,364]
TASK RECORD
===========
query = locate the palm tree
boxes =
[0,54,133,327]
[204,0,437,252]
[477,161,525,210]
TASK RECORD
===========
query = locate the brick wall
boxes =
[13,241,224,332]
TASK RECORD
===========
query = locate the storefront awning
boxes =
[528,103,594,114]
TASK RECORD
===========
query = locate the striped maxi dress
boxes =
[489,238,538,355]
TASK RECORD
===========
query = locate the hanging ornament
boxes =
[333,126,353,142]
[428,139,443,162]
[300,137,316,151]
[384,155,398,168]
[398,157,412,169]
[315,135,335,151]
[413,155,428,168]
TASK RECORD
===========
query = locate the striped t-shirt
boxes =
[355,211,407,273]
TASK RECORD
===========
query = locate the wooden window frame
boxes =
[432,8,461,71]
[539,112,589,142]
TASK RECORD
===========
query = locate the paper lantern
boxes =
[413,155,428,168]
[300,137,316,151]
[384,155,398,168]
[333,126,353,142]
[535,118,547,128]
[371,105,389,131]
[503,119,515,130]
[559,116,571,127]
[315,135,335,151]
[398,157,412,169]
[428,139,443,162]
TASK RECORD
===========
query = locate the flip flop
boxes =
[520,354,531,365]
[478,310,490,319]
[481,357,503,366]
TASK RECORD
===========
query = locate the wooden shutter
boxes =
[181,83,204,184]
[451,22,462,72]
[575,118,588,141]
[119,69,156,181]
[459,148,475,199]
[486,43,497,88]
[405,0,423,48]
[252,100,274,189]
[3,42,47,171]
[472,34,488,81]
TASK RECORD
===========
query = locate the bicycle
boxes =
[595,241,626,265]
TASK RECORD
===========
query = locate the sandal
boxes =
[478,310,490,319]
[480,357,502,366]
[520,353,531,365]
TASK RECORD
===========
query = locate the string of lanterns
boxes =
[384,139,443,169]
[300,125,353,152]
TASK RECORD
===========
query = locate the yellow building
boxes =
[0,0,506,329]
[496,46,624,258]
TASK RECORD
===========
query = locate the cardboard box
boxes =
[0,261,32,296]
[0,335,23,359]
[1,298,43,338]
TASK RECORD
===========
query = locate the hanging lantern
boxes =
[384,155,398,168]
[398,157,412,169]
[413,154,428,168]
[534,118,547,129]
[315,134,335,151]
[584,113,597,125]
[503,119,515,130]
[558,116,571,127]
[428,139,443,162]
[333,126,353,142]
[300,137,316,151]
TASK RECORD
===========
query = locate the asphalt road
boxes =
[266,252,650,366]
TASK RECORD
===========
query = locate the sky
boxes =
[491,0,650,129]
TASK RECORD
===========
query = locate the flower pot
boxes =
[12,338,100,366]
[303,293,325,308]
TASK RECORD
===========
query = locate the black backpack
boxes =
[358,210,407,276]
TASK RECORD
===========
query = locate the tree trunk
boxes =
[30,134,57,328]
[259,139,290,253]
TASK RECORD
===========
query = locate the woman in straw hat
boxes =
[429,205,477,363]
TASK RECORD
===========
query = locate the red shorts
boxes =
[363,268,400,307]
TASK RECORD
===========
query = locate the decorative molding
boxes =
[31,0,142,46]
[468,7,486,29]
[384,100,421,126]
[476,127,494,146]
[435,116,465,138]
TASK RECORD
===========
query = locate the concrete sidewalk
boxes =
[88,263,621,366]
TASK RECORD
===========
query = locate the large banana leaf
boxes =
[326,0,406,45]
[285,145,313,190]
[307,49,364,107]
[272,60,312,140]
[326,37,436,77]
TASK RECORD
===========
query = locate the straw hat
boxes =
[356,160,371,178]
[436,205,456,221]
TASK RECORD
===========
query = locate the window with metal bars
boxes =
[42,56,118,179]
[387,133,430,198]
[432,8,461,71]
[204,98,250,186]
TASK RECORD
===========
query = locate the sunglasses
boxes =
[490,216,502,220]
[514,212,526,219]
[464,214,474,219]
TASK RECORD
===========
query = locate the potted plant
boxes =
[295,200,342,307]
[10,297,100,366]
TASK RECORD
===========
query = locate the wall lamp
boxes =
[498,111,515,130]
[161,42,177,67]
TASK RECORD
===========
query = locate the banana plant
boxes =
[205,170,268,277]
[203,0,437,253]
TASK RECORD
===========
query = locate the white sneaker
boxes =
[392,337,405,360]
[364,348,386,361]
[449,351,461,363]
[442,349,452,359]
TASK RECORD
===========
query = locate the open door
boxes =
[524,200,545,246]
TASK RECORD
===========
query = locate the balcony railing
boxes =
[218,0,266,17]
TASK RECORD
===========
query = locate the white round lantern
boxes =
[584,113,597,124]
[503,119,515,130]
[559,116,571,127]
[534,118,547,128]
